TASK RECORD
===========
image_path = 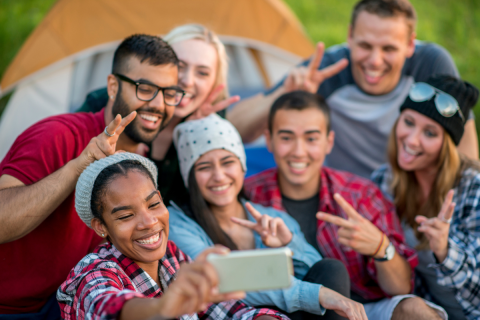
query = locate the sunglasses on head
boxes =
[408,82,465,122]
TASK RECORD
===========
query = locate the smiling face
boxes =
[348,11,415,95]
[266,108,334,196]
[110,57,178,144]
[396,109,444,172]
[172,39,219,118]
[193,149,244,208]
[91,170,169,267]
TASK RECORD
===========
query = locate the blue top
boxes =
[168,200,325,315]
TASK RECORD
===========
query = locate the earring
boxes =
[110,95,114,100]
[102,233,105,237]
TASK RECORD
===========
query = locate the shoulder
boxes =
[244,168,278,192]
[317,44,355,98]
[164,240,191,264]
[370,164,393,198]
[404,41,458,80]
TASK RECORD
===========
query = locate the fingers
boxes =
[444,202,456,221]
[245,202,262,221]
[115,111,137,135]
[269,218,278,237]
[307,42,325,80]
[333,193,361,220]
[230,216,257,230]
[316,211,354,228]
[211,290,246,302]
[196,245,230,263]
[438,189,455,221]
[204,84,226,105]
[312,58,349,83]
[211,95,240,113]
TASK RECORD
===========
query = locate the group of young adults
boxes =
[1,1,479,320]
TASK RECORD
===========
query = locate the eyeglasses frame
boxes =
[113,73,185,106]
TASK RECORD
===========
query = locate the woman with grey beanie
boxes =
[56,152,288,320]
[168,114,366,320]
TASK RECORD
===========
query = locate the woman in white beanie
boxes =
[56,152,288,320]
[168,114,366,320]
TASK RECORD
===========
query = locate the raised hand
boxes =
[157,246,245,318]
[416,189,455,263]
[318,287,368,320]
[283,42,349,94]
[231,202,293,248]
[186,84,240,121]
[74,111,136,174]
[316,193,384,257]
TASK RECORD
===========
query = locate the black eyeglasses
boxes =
[114,73,185,106]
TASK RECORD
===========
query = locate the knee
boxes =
[393,297,438,319]
[305,258,350,297]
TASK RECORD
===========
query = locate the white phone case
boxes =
[207,247,293,293]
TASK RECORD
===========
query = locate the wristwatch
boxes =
[373,241,395,261]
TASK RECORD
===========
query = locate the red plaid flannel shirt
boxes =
[57,241,289,320]
[244,167,417,301]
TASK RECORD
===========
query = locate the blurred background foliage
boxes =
[1,0,480,133]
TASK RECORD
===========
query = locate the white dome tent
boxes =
[0,0,314,161]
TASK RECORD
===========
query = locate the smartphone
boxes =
[207,247,293,293]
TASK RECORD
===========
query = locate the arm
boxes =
[317,193,414,296]
[0,113,136,243]
[228,43,348,143]
[458,119,478,159]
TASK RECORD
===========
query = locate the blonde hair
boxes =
[387,119,461,249]
[164,24,229,104]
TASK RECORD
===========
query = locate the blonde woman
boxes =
[371,74,480,320]
[79,24,239,206]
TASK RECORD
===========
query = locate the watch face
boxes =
[386,242,395,260]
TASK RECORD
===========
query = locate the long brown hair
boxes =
[387,119,461,249]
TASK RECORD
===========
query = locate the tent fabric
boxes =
[1,0,314,93]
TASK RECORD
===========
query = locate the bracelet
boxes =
[371,233,385,257]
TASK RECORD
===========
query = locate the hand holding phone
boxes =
[207,247,293,293]
[231,202,293,247]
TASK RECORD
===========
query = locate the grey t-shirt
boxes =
[267,41,459,178]
[281,194,320,253]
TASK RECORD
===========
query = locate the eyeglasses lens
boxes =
[435,93,458,117]
[409,83,435,102]
[164,89,183,106]
[137,84,157,101]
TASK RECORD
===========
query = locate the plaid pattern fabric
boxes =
[244,167,417,301]
[57,241,289,320]
[372,163,480,319]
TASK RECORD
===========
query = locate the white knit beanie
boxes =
[173,114,246,187]
[75,152,158,228]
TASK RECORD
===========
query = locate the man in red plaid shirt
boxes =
[244,91,447,319]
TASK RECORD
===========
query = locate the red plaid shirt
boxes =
[57,241,289,320]
[244,167,417,301]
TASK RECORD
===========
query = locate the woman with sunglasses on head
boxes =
[371,74,480,320]
[167,114,367,320]
[79,24,239,207]
[57,152,288,320]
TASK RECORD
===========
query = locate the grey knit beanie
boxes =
[75,152,158,228]
[173,113,247,187]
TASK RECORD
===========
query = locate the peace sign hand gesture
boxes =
[73,111,137,175]
[316,193,385,257]
[231,202,293,248]
[416,190,455,263]
[186,84,240,121]
[283,42,349,94]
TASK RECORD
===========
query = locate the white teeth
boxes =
[140,114,159,122]
[365,70,383,77]
[289,162,307,169]
[405,145,420,156]
[211,184,230,191]
[137,233,159,244]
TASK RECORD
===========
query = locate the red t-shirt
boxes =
[0,110,105,314]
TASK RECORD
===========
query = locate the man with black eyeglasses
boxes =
[0,34,182,317]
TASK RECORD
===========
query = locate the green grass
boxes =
[1,0,480,133]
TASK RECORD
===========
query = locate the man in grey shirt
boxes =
[229,0,478,178]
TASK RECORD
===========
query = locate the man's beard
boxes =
[112,91,169,145]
